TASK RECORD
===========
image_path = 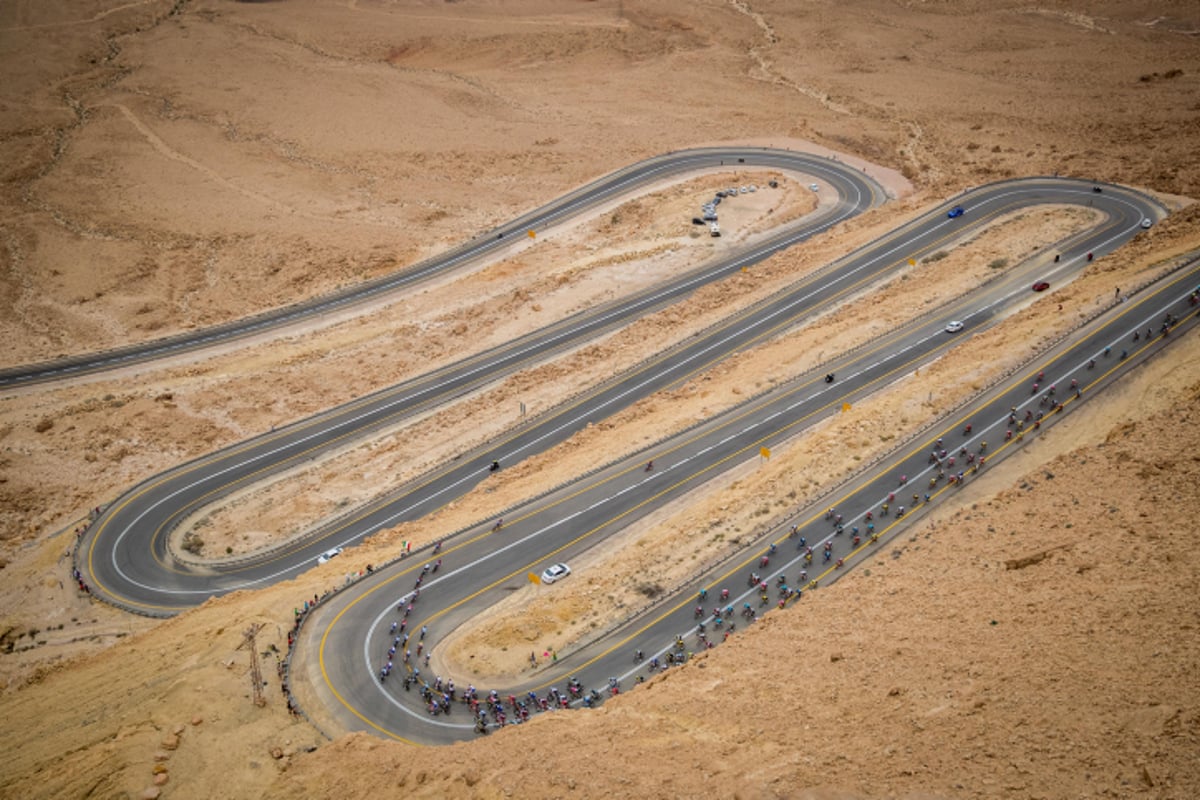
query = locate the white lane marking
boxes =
[10,152,874,383]
[345,219,1184,735]
[105,184,1153,597]
[106,162,869,595]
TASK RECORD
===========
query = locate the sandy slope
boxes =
[272,352,1200,800]
[1,0,1199,798]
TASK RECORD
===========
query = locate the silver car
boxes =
[541,563,572,584]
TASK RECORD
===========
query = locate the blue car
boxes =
[947,206,965,219]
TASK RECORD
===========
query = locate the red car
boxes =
[1032,281,1050,292]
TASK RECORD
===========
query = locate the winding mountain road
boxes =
[77,147,890,615]
[297,257,1199,745]
[60,149,1184,744]
[1,148,881,388]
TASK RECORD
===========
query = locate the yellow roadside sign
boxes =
[842,402,852,412]
[528,572,541,584]
[528,230,536,239]
[760,446,771,459]
[907,258,916,266]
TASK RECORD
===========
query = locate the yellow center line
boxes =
[311,220,1194,738]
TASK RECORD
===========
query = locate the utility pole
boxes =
[237,623,267,708]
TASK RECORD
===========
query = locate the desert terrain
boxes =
[1,1,1199,798]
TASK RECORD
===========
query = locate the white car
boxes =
[748,184,757,192]
[1140,218,1152,229]
[945,321,965,334]
[317,546,343,564]
[541,563,571,584]
[809,183,820,192]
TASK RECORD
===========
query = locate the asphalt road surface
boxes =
[76,148,891,616]
[297,256,1199,745]
[75,176,1161,614]
[0,147,883,387]
[61,154,1181,742]
[76,176,1162,619]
